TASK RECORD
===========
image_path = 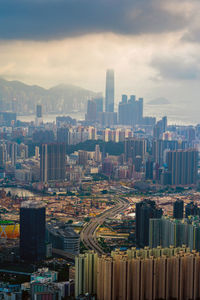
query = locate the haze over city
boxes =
[1,0,200,122]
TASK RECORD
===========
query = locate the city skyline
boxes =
[0,0,200,120]
[0,74,198,125]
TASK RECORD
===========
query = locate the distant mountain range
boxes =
[0,78,100,115]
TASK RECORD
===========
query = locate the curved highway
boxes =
[80,197,129,255]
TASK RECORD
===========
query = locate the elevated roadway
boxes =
[80,197,129,255]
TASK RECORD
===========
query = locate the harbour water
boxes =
[2,187,37,198]
[17,112,85,123]
[17,109,198,126]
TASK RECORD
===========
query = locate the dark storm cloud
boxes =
[0,0,188,40]
[151,56,200,80]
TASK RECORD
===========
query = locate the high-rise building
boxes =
[78,150,88,166]
[85,100,97,122]
[166,149,198,185]
[152,139,188,167]
[36,104,42,118]
[98,111,117,127]
[138,97,143,123]
[153,116,167,139]
[75,251,98,298]
[94,145,101,163]
[149,216,200,252]
[0,143,7,168]
[93,97,103,113]
[88,126,97,140]
[35,104,43,126]
[12,98,17,113]
[102,158,113,177]
[173,199,184,219]
[118,95,143,126]
[0,112,16,126]
[125,138,147,164]
[35,146,40,160]
[105,69,114,112]
[136,199,163,247]
[11,142,17,167]
[185,201,200,218]
[33,129,55,144]
[118,95,128,125]
[20,201,46,262]
[18,143,28,159]
[121,94,128,103]
[145,158,154,180]
[153,139,174,166]
[40,144,66,183]
[57,127,69,144]
[76,247,200,300]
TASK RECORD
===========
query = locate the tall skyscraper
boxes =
[138,97,143,123]
[136,199,163,247]
[166,149,198,185]
[75,251,98,298]
[11,142,17,167]
[105,69,114,112]
[40,143,66,183]
[0,143,7,169]
[124,138,147,164]
[36,104,42,118]
[20,201,46,262]
[173,199,184,219]
[145,157,154,180]
[35,104,43,126]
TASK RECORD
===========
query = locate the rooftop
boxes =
[21,201,45,209]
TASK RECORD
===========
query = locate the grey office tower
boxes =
[105,69,114,113]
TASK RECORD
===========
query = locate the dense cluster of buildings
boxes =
[1,69,200,299]
[0,268,74,299]
[149,215,200,250]
[0,75,199,189]
[75,247,200,300]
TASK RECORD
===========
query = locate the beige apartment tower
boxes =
[75,246,200,300]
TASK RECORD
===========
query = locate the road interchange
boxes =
[80,197,130,255]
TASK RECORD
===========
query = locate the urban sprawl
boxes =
[0,70,200,299]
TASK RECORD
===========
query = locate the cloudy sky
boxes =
[0,0,200,122]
